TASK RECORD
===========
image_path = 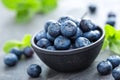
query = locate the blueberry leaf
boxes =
[115,30,120,40]
[109,40,120,55]
[22,34,32,48]
[40,0,57,13]
[3,40,23,53]
[102,39,109,50]
[105,24,115,39]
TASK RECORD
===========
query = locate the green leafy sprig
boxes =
[102,25,120,55]
[3,34,32,53]
[2,0,58,23]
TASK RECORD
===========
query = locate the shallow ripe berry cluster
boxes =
[35,16,101,50]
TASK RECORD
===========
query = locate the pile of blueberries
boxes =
[106,12,116,27]
[97,55,120,80]
[4,47,43,78]
[4,47,34,67]
[35,16,101,50]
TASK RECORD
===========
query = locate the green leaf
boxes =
[16,9,34,23]
[115,30,120,40]
[104,24,116,39]
[2,0,24,10]
[109,40,120,55]
[40,0,57,13]
[3,40,23,53]
[102,39,109,50]
[22,34,32,48]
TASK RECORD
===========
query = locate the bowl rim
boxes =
[31,26,105,55]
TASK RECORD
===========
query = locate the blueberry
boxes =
[36,38,51,48]
[80,19,97,32]
[71,27,83,41]
[58,16,80,27]
[108,12,116,18]
[27,64,42,78]
[44,20,56,32]
[47,46,56,50]
[23,47,34,58]
[88,4,97,14]
[46,32,55,42]
[97,61,113,75]
[112,66,120,80]
[61,20,77,37]
[107,55,120,68]
[83,30,101,42]
[48,21,61,37]
[4,54,18,67]
[35,31,47,41]
[10,48,22,60]
[58,16,74,24]
[106,17,116,26]
[54,36,71,50]
[75,37,91,48]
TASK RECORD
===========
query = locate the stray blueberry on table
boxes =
[97,61,113,75]
[112,66,120,80]
[35,30,47,41]
[4,54,18,67]
[48,21,61,37]
[106,17,116,27]
[54,36,71,50]
[36,38,51,48]
[27,64,42,78]
[83,30,101,42]
[61,20,77,37]
[108,12,116,18]
[107,55,120,69]
[88,4,97,14]
[10,48,22,60]
[23,47,34,58]
[80,19,97,32]
[75,37,91,48]
[44,20,56,32]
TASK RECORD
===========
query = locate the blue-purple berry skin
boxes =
[107,55,120,69]
[112,66,120,80]
[71,27,83,41]
[61,20,77,37]
[36,38,51,48]
[23,47,34,58]
[4,54,18,67]
[44,20,56,32]
[48,21,61,37]
[97,61,113,75]
[54,36,71,50]
[80,19,97,32]
[75,37,91,48]
[47,46,56,50]
[10,48,22,60]
[46,32,55,42]
[27,64,42,78]
[83,30,101,42]
[35,31,47,41]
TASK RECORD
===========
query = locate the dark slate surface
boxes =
[0,0,120,80]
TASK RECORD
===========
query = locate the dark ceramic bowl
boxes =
[31,27,104,72]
